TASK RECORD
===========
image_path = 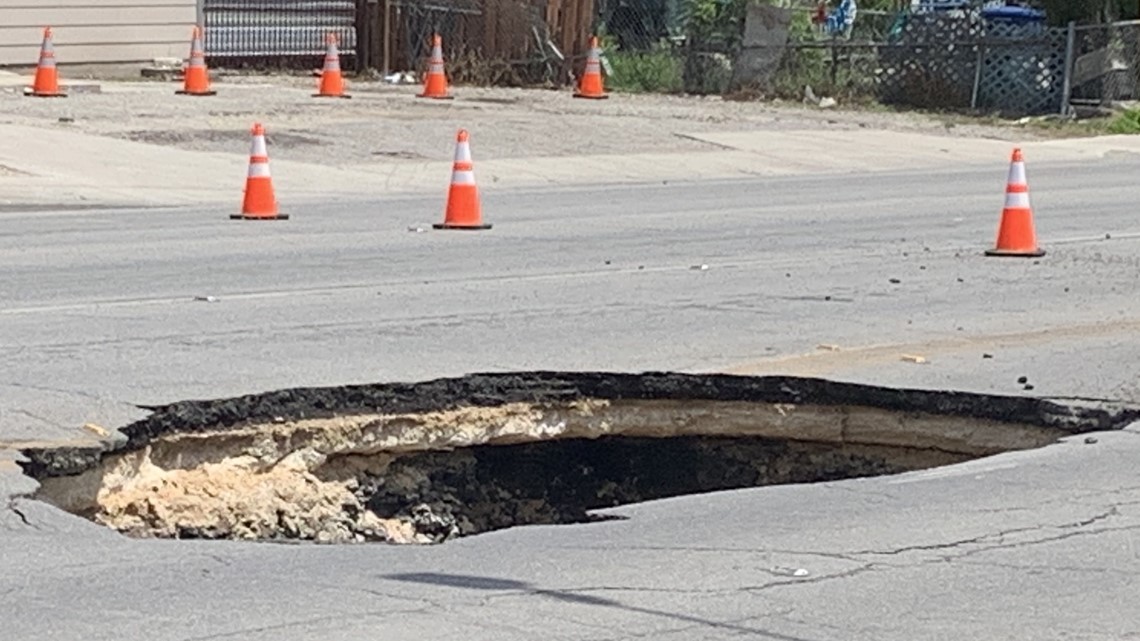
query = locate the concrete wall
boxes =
[0,0,198,66]
[730,4,794,93]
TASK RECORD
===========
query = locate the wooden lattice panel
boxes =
[893,12,985,44]
[777,14,1072,115]
[976,34,1067,115]
[875,44,979,108]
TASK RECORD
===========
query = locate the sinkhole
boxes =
[15,372,1139,545]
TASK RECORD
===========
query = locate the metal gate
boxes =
[202,0,358,67]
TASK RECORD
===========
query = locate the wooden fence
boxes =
[357,0,596,83]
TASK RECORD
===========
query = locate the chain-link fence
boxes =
[568,3,1140,116]
[800,18,1140,114]
[1069,19,1140,105]
[198,0,1140,116]
[714,10,1139,116]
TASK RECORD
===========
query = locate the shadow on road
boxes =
[381,571,821,641]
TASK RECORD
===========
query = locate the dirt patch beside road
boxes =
[0,75,1041,168]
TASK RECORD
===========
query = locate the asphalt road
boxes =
[1,155,1139,640]
[3,158,1140,441]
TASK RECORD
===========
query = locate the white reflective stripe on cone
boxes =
[451,170,476,185]
[1004,191,1031,208]
[454,142,471,163]
[1007,162,1027,185]
[248,162,272,178]
[250,135,268,157]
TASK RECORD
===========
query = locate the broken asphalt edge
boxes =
[13,371,1140,482]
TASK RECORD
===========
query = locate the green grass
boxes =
[1105,108,1140,134]
[604,49,684,94]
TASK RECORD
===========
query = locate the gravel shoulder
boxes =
[0,73,1048,167]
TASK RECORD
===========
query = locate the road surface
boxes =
[1,154,1139,640]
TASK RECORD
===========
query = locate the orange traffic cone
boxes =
[28,27,66,98]
[985,148,1044,257]
[418,34,453,100]
[574,36,608,100]
[314,33,350,98]
[231,123,289,221]
[434,129,491,230]
[176,26,216,96]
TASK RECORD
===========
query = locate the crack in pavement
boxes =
[548,584,764,597]
[578,509,1139,592]
[553,544,863,563]
[175,604,439,641]
[950,559,1139,575]
[582,605,814,641]
[9,505,29,526]
[478,584,821,641]
[316,583,455,611]
[0,381,123,403]
[740,564,879,595]
[452,607,585,641]
[937,523,1140,563]
[843,508,1122,558]
[5,408,71,431]
[766,609,854,636]
[5,498,33,529]
[597,609,804,641]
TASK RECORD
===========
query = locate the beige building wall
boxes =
[0,0,198,66]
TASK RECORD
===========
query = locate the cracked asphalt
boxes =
[3,425,1138,640]
[2,125,1140,637]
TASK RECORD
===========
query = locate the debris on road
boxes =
[771,566,812,577]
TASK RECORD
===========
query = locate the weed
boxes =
[605,47,685,93]
[1105,108,1140,134]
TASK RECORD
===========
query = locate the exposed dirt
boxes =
[0,74,1044,167]
[18,372,1140,545]
[351,436,956,542]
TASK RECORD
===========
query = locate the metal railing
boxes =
[203,0,358,68]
